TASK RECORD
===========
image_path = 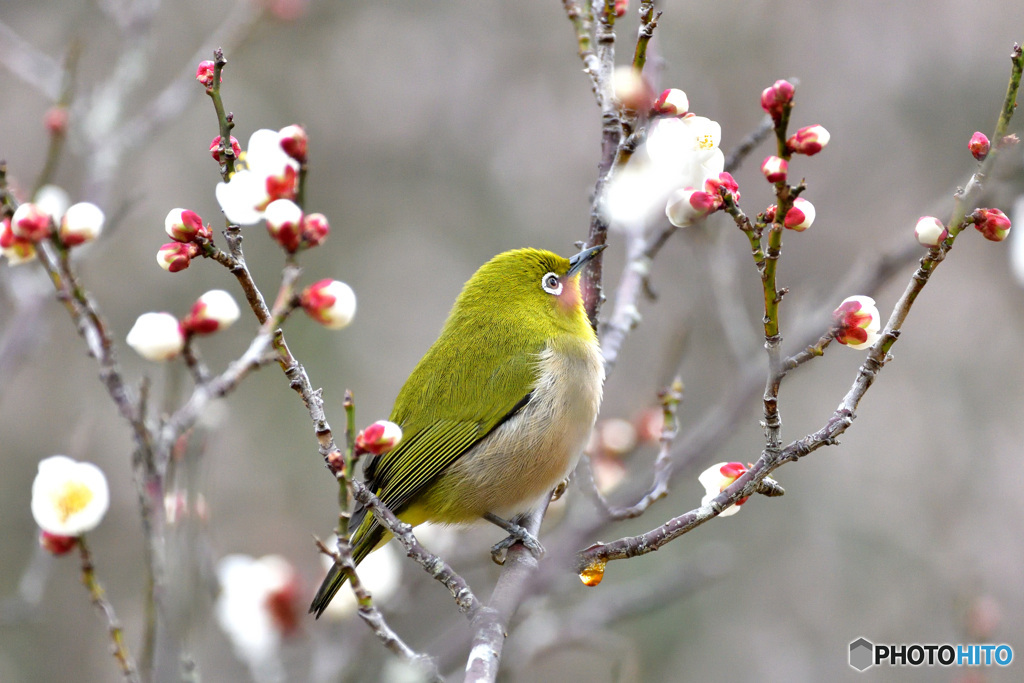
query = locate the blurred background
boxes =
[2,1,1023,681]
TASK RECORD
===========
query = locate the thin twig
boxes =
[79,537,140,683]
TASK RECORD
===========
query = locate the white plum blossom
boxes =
[604,113,724,232]
[31,455,110,536]
[698,461,748,517]
[300,279,357,329]
[126,312,186,360]
[215,129,300,225]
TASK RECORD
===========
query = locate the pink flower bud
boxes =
[264,199,304,253]
[787,124,830,156]
[278,125,308,163]
[612,66,654,112]
[760,79,794,121]
[1,217,37,265]
[195,60,216,88]
[704,172,740,203]
[764,205,777,223]
[914,216,948,247]
[832,295,882,350]
[182,289,241,335]
[665,188,718,227]
[209,135,242,163]
[783,197,815,231]
[652,88,689,117]
[301,279,357,329]
[355,420,403,456]
[60,202,105,247]
[157,242,198,272]
[165,208,209,243]
[39,530,78,555]
[968,131,990,161]
[614,0,629,17]
[11,203,53,242]
[698,461,749,516]
[126,312,186,360]
[44,106,68,135]
[760,155,788,183]
[301,213,330,248]
[972,208,1011,242]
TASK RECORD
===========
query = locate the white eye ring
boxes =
[541,272,562,295]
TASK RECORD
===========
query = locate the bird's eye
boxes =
[541,272,562,295]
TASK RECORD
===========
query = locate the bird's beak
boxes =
[566,244,607,277]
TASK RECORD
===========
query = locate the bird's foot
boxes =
[483,512,545,565]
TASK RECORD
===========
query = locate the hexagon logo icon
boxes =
[849,637,874,671]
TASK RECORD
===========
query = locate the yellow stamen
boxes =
[54,481,93,523]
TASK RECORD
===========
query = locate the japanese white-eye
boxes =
[310,245,606,617]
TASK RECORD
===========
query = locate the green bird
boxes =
[310,245,606,618]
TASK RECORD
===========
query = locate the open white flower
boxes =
[31,455,110,536]
[604,114,725,232]
[215,129,300,225]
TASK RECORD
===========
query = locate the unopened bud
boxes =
[698,461,749,516]
[652,88,688,117]
[355,420,403,456]
[612,66,654,112]
[11,203,53,242]
[264,199,304,253]
[968,131,990,161]
[832,295,882,350]
[301,279,357,329]
[126,312,186,360]
[1,217,37,265]
[914,216,947,247]
[209,135,242,164]
[60,202,105,247]
[787,124,830,156]
[665,188,718,227]
[157,242,198,272]
[783,197,815,231]
[196,60,217,88]
[301,213,330,248]
[704,172,740,203]
[44,107,69,135]
[278,125,308,163]
[760,155,788,183]
[972,207,1011,242]
[614,0,629,17]
[182,290,241,335]
[165,208,209,243]
[760,79,794,121]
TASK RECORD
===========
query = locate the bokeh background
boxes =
[2,1,1024,681]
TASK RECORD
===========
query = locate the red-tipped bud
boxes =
[787,124,830,156]
[612,66,654,112]
[182,290,241,335]
[760,79,794,121]
[11,203,53,242]
[278,125,308,163]
[698,461,749,516]
[355,420,403,456]
[760,155,788,183]
[1,217,37,265]
[972,208,1011,242]
[195,60,216,88]
[968,131,990,161]
[60,202,105,247]
[157,242,198,272]
[39,530,78,555]
[301,213,330,248]
[764,205,777,223]
[704,172,739,203]
[264,199,304,252]
[914,216,948,247]
[44,106,69,135]
[665,188,718,227]
[783,197,815,231]
[832,295,882,350]
[614,0,629,17]
[209,135,241,164]
[652,88,689,117]
[301,279,356,329]
[126,312,186,360]
[165,208,209,243]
